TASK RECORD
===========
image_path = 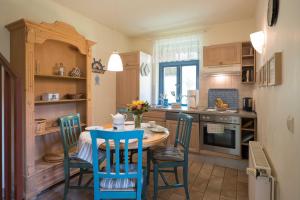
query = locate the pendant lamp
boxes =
[107,51,123,71]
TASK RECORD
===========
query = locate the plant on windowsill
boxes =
[127,100,149,128]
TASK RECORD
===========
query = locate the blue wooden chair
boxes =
[90,129,146,200]
[150,113,193,200]
[59,114,106,200]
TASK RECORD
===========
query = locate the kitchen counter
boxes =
[150,106,257,118]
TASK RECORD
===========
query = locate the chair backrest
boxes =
[59,114,82,159]
[90,129,144,200]
[174,113,193,155]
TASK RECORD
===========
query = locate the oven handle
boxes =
[200,122,240,130]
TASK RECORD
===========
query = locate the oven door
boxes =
[200,122,241,156]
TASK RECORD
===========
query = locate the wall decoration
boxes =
[267,52,282,86]
[140,62,151,76]
[95,75,100,85]
[263,64,268,86]
[92,58,106,74]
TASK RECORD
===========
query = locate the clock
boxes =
[267,0,279,26]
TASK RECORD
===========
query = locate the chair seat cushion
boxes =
[70,150,105,166]
[100,164,143,191]
[152,146,184,162]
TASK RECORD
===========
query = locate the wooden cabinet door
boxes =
[203,42,241,66]
[189,122,200,153]
[203,46,222,66]
[116,66,139,108]
[220,43,242,65]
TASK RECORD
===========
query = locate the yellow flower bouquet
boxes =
[127,100,149,128]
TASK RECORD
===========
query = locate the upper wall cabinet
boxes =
[203,42,242,66]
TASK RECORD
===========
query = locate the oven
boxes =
[200,114,241,156]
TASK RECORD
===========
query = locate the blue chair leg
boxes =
[153,164,159,200]
[147,149,151,185]
[78,168,83,186]
[183,165,190,200]
[174,167,179,184]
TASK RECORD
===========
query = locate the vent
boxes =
[248,141,271,176]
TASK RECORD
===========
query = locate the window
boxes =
[159,60,199,105]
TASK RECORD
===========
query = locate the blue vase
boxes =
[163,99,168,107]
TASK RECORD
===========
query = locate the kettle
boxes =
[243,97,253,112]
[111,113,127,130]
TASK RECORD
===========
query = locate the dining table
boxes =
[77,122,170,164]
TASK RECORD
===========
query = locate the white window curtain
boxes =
[153,35,200,62]
[151,35,200,104]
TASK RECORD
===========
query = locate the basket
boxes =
[35,118,46,134]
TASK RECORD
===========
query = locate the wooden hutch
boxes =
[6,19,94,199]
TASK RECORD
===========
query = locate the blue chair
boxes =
[150,113,193,200]
[59,114,106,200]
[90,129,146,200]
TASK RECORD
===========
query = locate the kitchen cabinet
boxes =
[116,51,152,109]
[166,120,199,152]
[203,42,242,66]
[143,111,166,127]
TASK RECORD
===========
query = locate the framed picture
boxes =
[262,64,268,86]
[267,52,282,86]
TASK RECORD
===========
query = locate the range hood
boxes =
[201,64,241,76]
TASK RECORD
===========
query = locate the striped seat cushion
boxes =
[152,146,184,161]
[100,164,142,190]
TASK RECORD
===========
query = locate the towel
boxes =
[207,123,224,134]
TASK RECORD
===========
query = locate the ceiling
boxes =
[52,0,257,37]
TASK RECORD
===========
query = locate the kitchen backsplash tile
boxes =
[199,74,254,108]
[208,88,239,109]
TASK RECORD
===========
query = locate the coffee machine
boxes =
[187,90,199,109]
[243,97,253,112]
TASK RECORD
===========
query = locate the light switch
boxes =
[287,115,294,134]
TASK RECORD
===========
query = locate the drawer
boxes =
[166,111,199,122]
[144,111,166,119]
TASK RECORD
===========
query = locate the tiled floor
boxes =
[37,160,248,200]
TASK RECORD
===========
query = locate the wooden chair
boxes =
[59,114,106,200]
[90,129,146,200]
[149,113,193,200]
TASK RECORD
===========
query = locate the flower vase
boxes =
[133,114,143,128]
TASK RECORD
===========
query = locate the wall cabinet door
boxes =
[189,122,200,153]
[116,66,139,108]
[203,42,242,66]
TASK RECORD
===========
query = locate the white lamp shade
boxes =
[250,31,265,54]
[107,51,123,71]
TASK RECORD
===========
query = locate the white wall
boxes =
[255,0,300,199]
[131,19,256,106]
[0,0,132,124]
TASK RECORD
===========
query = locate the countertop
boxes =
[149,106,257,118]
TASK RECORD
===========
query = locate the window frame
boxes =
[158,60,199,105]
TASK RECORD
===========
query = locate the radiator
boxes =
[247,141,275,200]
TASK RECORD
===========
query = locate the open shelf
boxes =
[35,99,87,105]
[35,74,86,80]
[35,123,86,136]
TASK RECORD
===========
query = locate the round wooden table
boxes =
[77,123,169,163]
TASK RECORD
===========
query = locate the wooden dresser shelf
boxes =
[35,74,86,80]
[35,123,86,136]
[35,99,87,105]
[242,55,254,58]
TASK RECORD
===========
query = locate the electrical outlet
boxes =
[287,115,294,134]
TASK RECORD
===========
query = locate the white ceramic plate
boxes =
[85,126,103,131]
[125,121,134,125]
[150,126,166,133]
[120,139,138,144]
